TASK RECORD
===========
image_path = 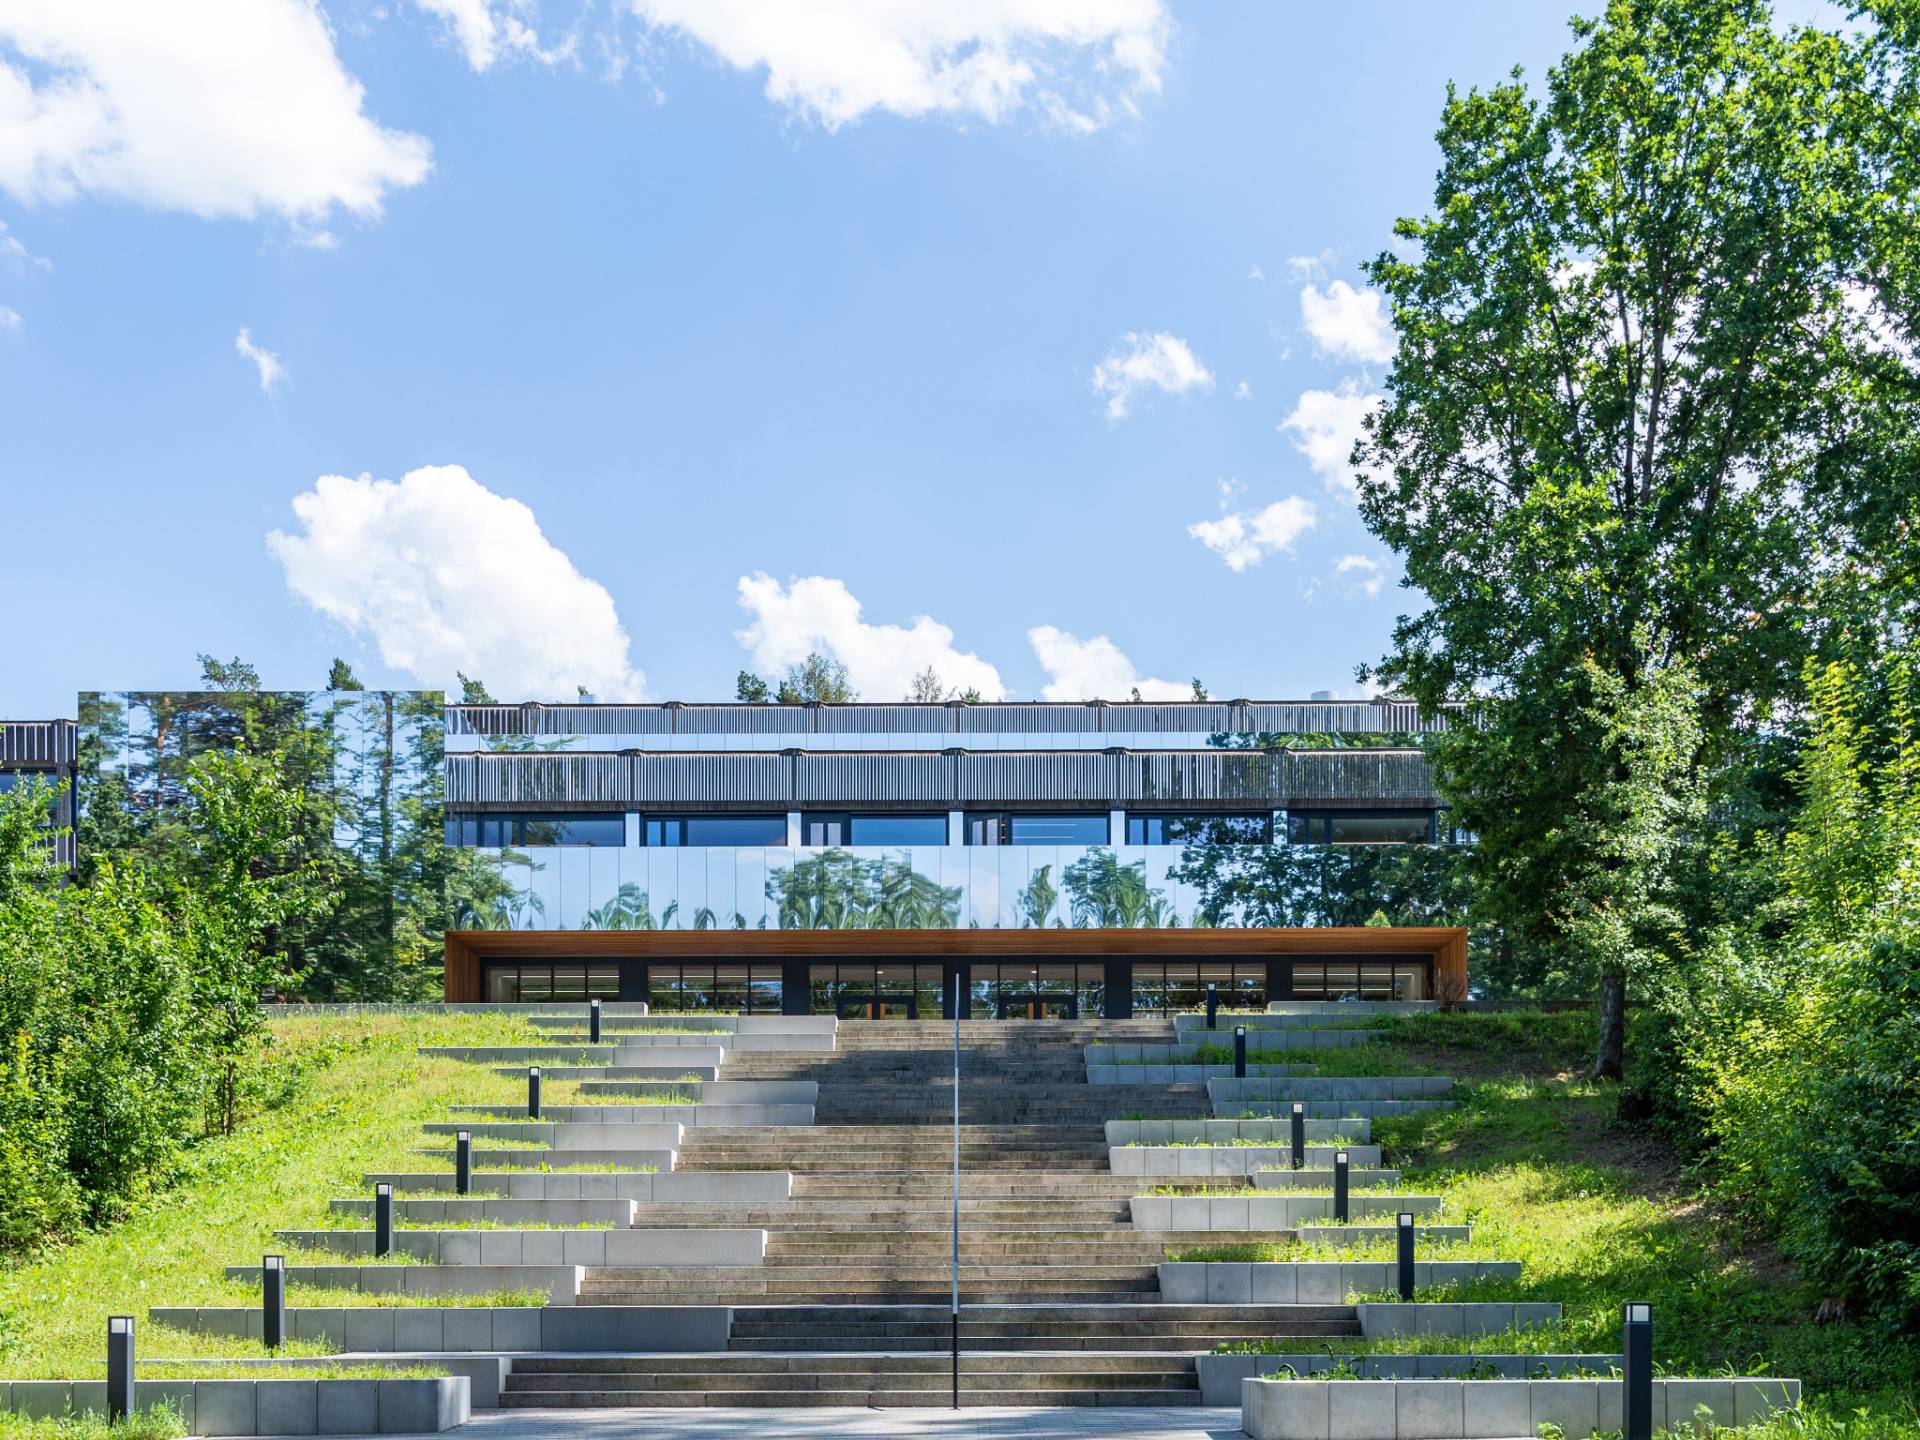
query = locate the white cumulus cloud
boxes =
[628,0,1171,131]
[267,464,647,701]
[1334,553,1385,597]
[1279,379,1383,500]
[735,574,1006,700]
[1028,625,1186,701]
[1299,279,1394,364]
[1090,331,1212,420]
[0,0,432,223]
[235,328,286,393]
[0,304,19,331]
[1188,493,1317,572]
[415,0,559,71]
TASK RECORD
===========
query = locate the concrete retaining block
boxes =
[1251,1169,1401,1190]
[273,1227,766,1266]
[575,1080,818,1104]
[1090,1035,1369,1064]
[525,1015,836,1035]
[1105,1119,1371,1146]
[445,1103,815,1126]
[1295,1224,1473,1246]
[362,1170,789,1203]
[1159,1261,1523,1305]
[412,1147,678,1171]
[148,1305,731,1355]
[490,1064,722,1081]
[422,1121,683,1149]
[1130,1194,1442,1231]
[1211,1077,1455,1103]
[1111,1145,1384,1176]
[1088,1064,1317,1085]
[1195,1354,1618,1405]
[220,1264,585,1302]
[0,1377,468,1434]
[1356,1301,1561,1338]
[416,1046,614,1064]
[1241,1376,1801,1439]
[330,1198,636,1226]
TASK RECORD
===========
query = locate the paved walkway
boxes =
[331,1407,1246,1439]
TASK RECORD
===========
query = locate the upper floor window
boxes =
[447,812,625,847]
[1126,813,1271,845]
[802,812,948,846]
[966,812,1110,846]
[1287,810,1435,845]
[645,814,787,846]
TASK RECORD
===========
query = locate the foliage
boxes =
[0,1411,187,1440]
[734,670,772,703]
[1171,841,1471,931]
[1062,848,1173,927]
[764,848,960,928]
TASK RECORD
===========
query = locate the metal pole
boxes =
[1290,1102,1306,1170]
[1623,1303,1653,1440]
[951,973,961,1411]
[528,1065,542,1120]
[262,1255,286,1351]
[589,997,601,1044]
[1396,1212,1415,1300]
[106,1316,134,1422]
[1233,1025,1247,1079]
[374,1182,393,1258]
[1333,1150,1350,1224]
[1206,982,1218,1030]
[455,1130,472,1196]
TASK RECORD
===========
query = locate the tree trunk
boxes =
[1594,967,1626,1080]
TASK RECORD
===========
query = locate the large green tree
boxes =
[1354,0,1918,1074]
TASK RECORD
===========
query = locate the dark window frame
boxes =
[965,812,1112,846]
[799,812,949,847]
[643,814,788,847]
[1125,812,1272,845]
[1285,809,1437,846]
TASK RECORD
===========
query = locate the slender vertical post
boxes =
[1333,1150,1350,1223]
[455,1130,472,1196]
[589,998,601,1044]
[528,1065,542,1120]
[106,1316,134,1422]
[1233,1025,1247,1079]
[1396,1212,1416,1300]
[1206,982,1218,1030]
[1290,1102,1306,1170]
[1623,1303,1653,1440]
[262,1255,286,1351]
[951,974,961,1411]
[374,1182,393,1258]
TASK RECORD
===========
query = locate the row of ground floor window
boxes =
[480,957,1432,1016]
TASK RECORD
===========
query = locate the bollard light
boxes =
[589,998,602,1044]
[1290,1102,1306,1171]
[1233,1025,1247,1080]
[1396,1212,1416,1301]
[1623,1302,1653,1440]
[106,1316,134,1423]
[1333,1150,1350,1223]
[455,1130,472,1196]
[374,1182,393,1258]
[528,1065,543,1120]
[1206,983,1218,1030]
[262,1254,286,1351]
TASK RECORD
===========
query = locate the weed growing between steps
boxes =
[0,1011,577,1378]
[0,1409,187,1440]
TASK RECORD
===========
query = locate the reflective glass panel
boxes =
[1127,813,1271,845]
[848,814,948,846]
[966,813,1006,846]
[802,813,848,846]
[1328,812,1433,845]
[1007,814,1109,845]
[684,814,787,846]
[520,813,626,847]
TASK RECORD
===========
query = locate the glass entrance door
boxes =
[993,991,1079,1020]
[810,963,944,1018]
[837,991,921,1020]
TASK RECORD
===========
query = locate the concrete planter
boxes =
[1195,1354,1618,1405]
[1159,1260,1523,1305]
[1356,1302,1561,1339]
[1105,1118,1371,1147]
[574,1080,819,1104]
[422,1121,683,1149]
[1295,1224,1473,1246]
[0,1376,467,1435]
[330,1198,635,1226]
[1175,1014,1393,1035]
[1090,1035,1370,1064]
[361,1170,791,1203]
[1111,1144,1384,1176]
[1088,1063,1315,1085]
[272,1227,767,1266]
[1251,1169,1401,1190]
[1210,1077,1456,1103]
[1130,1194,1442,1231]
[1240,1376,1801,1440]
[221,1263,585,1302]
[416,1046,615,1064]
[444,1102,816,1126]
[523,1015,837,1036]
[148,1304,731,1354]
[489,1063,722,1081]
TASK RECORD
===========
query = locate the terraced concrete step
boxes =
[500,1387,1201,1409]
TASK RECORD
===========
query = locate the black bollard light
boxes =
[1623,1302,1653,1440]
[455,1130,472,1196]
[1290,1102,1306,1171]
[589,998,601,1044]
[106,1316,134,1423]
[1233,1025,1247,1079]
[1206,983,1218,1030]
[1396,1212,1416,1301]
[528,1065,542,1119]
[1333,1150,1350,1223]
[374,1182,393,1258]
[262,1254,286,1351]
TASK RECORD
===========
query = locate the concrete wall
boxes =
[1105,1119,1371,1146]
[1157,1261,1522,1305]
[148,1305,731,1354]
[0,1376,467,1435]
[1196,1355,1617,1405]
[361,1170,790,1203]
[270,1227,767,1266]
[1112,1144,1384,1175]
[219,1264,584,1303]
[1129,1194,1443,1230]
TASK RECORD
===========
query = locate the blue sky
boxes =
[2,1,1601,716]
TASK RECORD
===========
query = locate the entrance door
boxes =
[837,991,921,1020]
[994,991,1079,1020]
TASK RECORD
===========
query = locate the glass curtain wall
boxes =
[483,963,621,1001]
[970,962,1104,1018]
[1291,960,1428,1000]
[809,962,945,1018]
[1130,960,1267,1014]
[646,962,784,1013]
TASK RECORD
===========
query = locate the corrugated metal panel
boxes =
[672,706,812,735]
[956,751,1115,803]
[1122,750,1286,804]
[0,720,77,765]
[449,754,632,804]
[1287,750,1437,803]
[795,752,953,803]
[1103,704,1239,734]
[825,705,953,734]
[631,752,792,804]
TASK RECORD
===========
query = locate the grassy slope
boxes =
[0,1013,569,1378]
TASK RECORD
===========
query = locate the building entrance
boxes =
[993,991,1078,1020]
[836,991,922,1020]
[810,962,944,1018]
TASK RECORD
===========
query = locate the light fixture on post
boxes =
[1396,1212,1415,1300]
[528,1065,542,1119]
[1206,982,1218,1030]
[455,1130,472,1196]
[1623,1302,1653,1440]
[1290,1102,1305,1170]
[589,998,601,1044]
[374,1182,393,1258]
[106,1316,134,1423]
[1333,1150,1350,1223]
[1233,1025,1247,1079]
[262,1254,286,1351]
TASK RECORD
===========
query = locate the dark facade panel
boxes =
[630,752,792,804]
[954,750,1116,805]
[794,751,952,805]
[669,705,812,735]
[952,704,1105,735]
[0,719,77,765]
[1286,749,1437,804]
[1123,749,1285,805]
